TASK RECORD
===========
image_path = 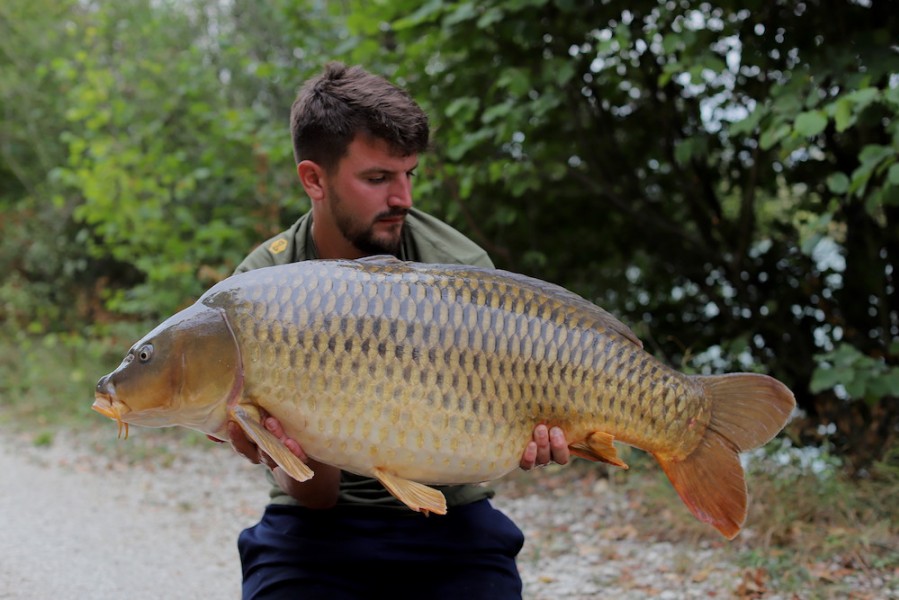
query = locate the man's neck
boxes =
[309,219,365,260]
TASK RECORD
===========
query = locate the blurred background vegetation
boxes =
[1,0,896,475]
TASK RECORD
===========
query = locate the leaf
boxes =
[826,172,850,195]
[477,7,503,29]
[553,61,576,86]
[849,144,895,197]
[662,33,682,54]
[888,163,899,185]
[773,94,802,116]
[858,144,894,165]
[393,0,444,30]
[673,140,690,166]
[482,101,514,124]
[497,68,530,96]
[884,85,899,109]
[446,128,492,160]
[865,372,899,403]
[444,2,478,27]
[506,0,550,9]
[760,123,791,150]
[445,97,480,123]
[730,105,763,136]
[844,377,867,400]
[845,87,880,112]
[794,110,828,137]
[833,98,854,132]
[810,366,849,394]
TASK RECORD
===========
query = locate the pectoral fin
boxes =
[372,467,447,516]
[569,431,629,469]
[231,406,314,482]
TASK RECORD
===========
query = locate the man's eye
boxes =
[368,176,386,184]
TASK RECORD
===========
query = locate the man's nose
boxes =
[387,177,413,208]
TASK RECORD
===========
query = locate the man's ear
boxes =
[297,161,326,201]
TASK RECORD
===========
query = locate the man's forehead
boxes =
[344,135,419,170]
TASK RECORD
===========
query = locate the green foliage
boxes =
[0,0,101,331]
[51,0,299,316]
[812,342,899,405]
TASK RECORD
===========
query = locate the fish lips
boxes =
[93,375,131,438]
[93,374,120,418]
[91,392,122,420]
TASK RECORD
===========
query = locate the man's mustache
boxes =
[375,208,409,220]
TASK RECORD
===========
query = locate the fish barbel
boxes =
[93,256,794,538]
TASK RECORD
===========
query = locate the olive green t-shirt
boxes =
[235,207,497,509]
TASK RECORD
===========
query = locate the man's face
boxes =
[324,135,418,257]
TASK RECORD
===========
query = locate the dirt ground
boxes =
[2,427,895,599]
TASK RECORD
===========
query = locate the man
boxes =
[228,62,569,599]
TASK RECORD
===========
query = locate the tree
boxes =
[0,0,105,330]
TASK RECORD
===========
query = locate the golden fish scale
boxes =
[215,261,708,483]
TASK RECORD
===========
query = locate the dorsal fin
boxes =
[355,255,402,265]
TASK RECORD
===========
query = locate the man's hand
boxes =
[207,409,309,468]
[225,417,308,468]
[212,414,341,509]
[520,424,570,470]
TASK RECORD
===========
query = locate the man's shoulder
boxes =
[405,208,494,268]
[234,213,312,274]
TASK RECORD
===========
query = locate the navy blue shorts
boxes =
[238,499,525,599]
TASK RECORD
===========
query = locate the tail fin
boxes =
[655,373,795,539]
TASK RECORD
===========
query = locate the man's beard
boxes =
[330,188,407,256]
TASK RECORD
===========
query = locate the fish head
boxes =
[93,302,242,438]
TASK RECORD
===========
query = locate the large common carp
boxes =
[94,257,794,539]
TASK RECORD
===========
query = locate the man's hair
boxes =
[290,62,430,170]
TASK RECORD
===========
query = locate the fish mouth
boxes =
[92,392,130,439]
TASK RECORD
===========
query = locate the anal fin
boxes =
[372,467,447,516]
[569,431,629,469]
[231,406,314,482]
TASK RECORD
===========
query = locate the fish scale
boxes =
[94,256,794,538]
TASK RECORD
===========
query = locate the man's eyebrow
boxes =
[359,163,419,175]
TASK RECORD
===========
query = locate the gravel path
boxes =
[2,427,894,599]
[0,429,266,599]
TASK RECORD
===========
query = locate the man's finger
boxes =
[549,426,570,465]
[227,421,258,462]
[519,441,537,470]
[533,424,551,466]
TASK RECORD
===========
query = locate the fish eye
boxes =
[137,344,154,363]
